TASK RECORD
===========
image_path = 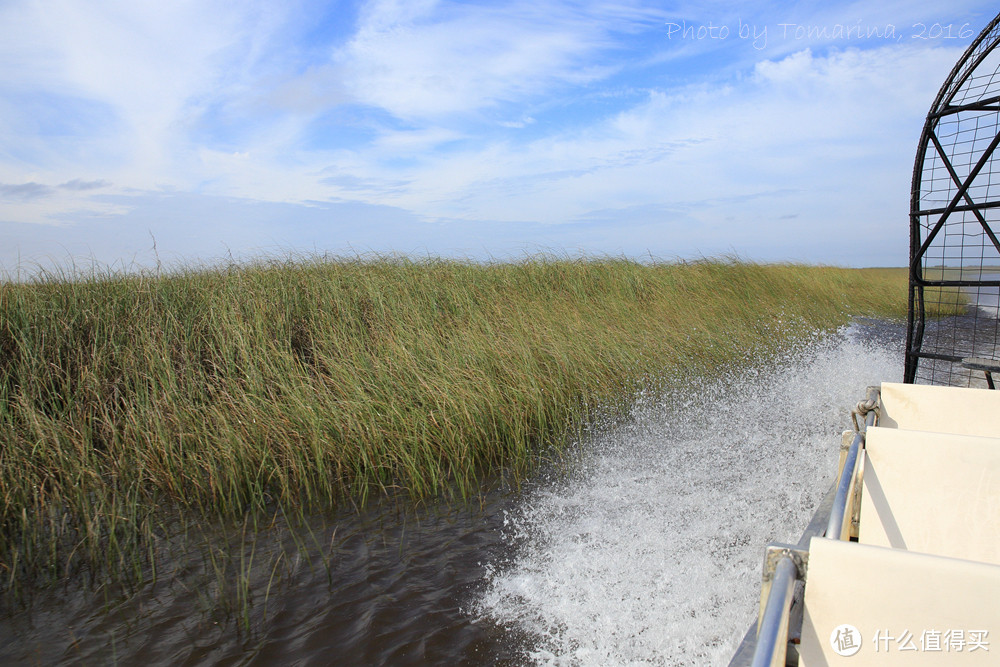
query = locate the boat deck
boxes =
[731,382,1000,665]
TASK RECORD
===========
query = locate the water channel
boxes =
[0,320,905,666]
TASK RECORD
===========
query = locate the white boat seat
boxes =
[878,381,1000,437]
[859,426,1000,565]
[799,536,1000,665]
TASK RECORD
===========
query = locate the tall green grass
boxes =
[0,256,909,593]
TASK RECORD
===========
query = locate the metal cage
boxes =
[906,12,1000,387]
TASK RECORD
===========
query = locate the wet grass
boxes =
[0,256,910,598]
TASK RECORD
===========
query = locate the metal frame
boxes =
[906,12,1000,386]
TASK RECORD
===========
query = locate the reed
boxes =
[0,256,909,592]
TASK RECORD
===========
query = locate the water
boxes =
[0,322,904,666]
[967,271,1000,318]
[916,274,1000,387]
[0,495,521,665]
[475,321,903,665]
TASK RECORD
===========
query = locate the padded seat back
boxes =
[878,382,1000,437]
[800,536,1000,665]
[859,426,1000,565]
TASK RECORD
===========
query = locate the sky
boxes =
[1,0,999,273]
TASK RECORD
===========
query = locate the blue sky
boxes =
[1,0,998,272]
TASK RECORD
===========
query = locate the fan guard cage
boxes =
[906,13,1000,387]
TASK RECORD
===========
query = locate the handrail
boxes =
[751,556,798,667]
[748,543,809,667]
[825,430,863,540]
[825,387,879,540]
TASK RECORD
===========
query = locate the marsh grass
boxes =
[910,266,976,317]
[0,256,910,600]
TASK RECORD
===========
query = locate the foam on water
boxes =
[476,324,903,665]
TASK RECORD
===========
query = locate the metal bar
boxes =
[914,198,1000,217]
[732,388,878,665]
[825,431,862,541]
[911,278,1000,287]
[751,557,798,667]
[913,351,966,363]
[826,393,878,540]
[933,98,1000,118]
[905,281,920,384]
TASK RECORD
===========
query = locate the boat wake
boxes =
[475,322,903,665]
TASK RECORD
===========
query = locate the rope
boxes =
[851,390,879,433]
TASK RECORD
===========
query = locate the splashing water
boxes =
[476,323,903,666]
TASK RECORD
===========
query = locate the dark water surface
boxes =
[0,320,908,666]
[0,488,527,666]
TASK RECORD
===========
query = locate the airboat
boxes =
[730,13,1000,666]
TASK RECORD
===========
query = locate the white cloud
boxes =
[0,1,294,187]
[332,0,659,120]
[147,40,963,266]
[310,42,961,264]
[0,0,996,269]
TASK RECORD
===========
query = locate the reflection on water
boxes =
[0,322,905,666]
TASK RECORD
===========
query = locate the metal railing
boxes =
[826,386,879,541]
[751,546,807,667]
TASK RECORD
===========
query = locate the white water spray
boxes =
[477,324,903,665]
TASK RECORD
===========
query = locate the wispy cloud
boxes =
[0,182,53,200]
[333,0,637,120]
[59,179,111,191]
[0,0,997,271]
